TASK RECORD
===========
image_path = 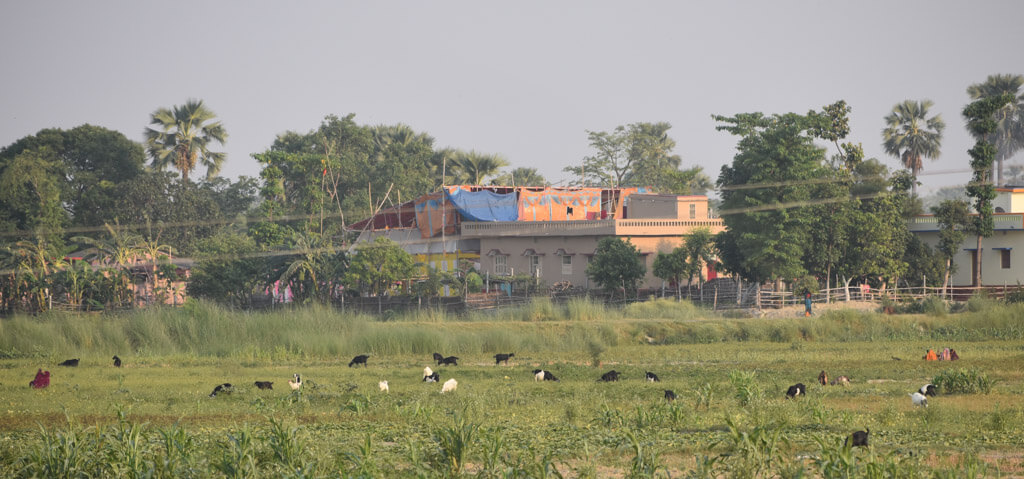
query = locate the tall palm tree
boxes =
[145,99,228,182]
[882,100,946,196]
[967,74,1024,186]
[451,150,509,185]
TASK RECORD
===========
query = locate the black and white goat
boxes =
[785,383,806,399]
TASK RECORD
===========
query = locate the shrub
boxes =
[932,368,995,394]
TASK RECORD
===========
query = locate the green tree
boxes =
[111,171,222,255]
[684,228,716,286]
[967,74,1024,186]
[344,237,414,297]
[652,247,686,297]
[882,100,945,196]
[490,167,547,187]
[0,146,67,239]
[449,150,508,185]
[564,122,688,191]
[931,199,971,295]
[71,223,143,307]
[187,232,263,307]
[586,237,646,298]
[963,93,1016,286]
[145,99,228,182]
[265,231,346,304]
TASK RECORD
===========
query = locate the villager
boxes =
[924,349,938,361]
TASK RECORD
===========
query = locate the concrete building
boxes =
[909,187,1024,286]
[350,186,724,293]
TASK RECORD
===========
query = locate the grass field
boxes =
[1,298,1023,477]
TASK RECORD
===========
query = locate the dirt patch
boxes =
[753,300,879,319]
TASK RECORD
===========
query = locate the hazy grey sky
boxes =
[2,1,1022,194]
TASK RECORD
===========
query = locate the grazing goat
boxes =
[441,356,459,366]
[424,371,440,383]
[58,358,79,367]
[423,366,434,380]
[664,390,677,401]
[920,384,937,397]
[846,428,869,447]
[29,369,50,389]
[209,383,233,397]
[532,369,558,381]
[599,370,620,382]
[818,370,828,386]
[831,375,850,386]
[289,374,302,390]
[645,371,660,382]
[494,353,514,365]
[441,378,458,393]
[909,392,928,407]
[433,353,444,365]
[379,380,389,393]
[348,355,369,367]
[254,381,274,390]
[785,383,806,399]
[113,355,122,368]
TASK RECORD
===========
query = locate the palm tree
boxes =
[451,150,509,185]
[882,100,945,196]
[145,99,228,182]
[967,74,1024,186]
[489,167,547,187]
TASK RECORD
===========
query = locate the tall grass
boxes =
[3,299,1024,360]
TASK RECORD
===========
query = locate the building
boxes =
[909,187,1024,286]
[350,185,724,293]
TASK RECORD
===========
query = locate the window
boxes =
[530,255,542,277]
[494,255,508,275]
[561,255,572,275]
[689,204,696,219]
[441,259,448,272]
[1002,249,1011,269]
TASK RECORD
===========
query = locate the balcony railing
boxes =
[909,213,1024,232]
[460,218,724,237]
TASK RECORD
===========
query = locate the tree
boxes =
[963,93,1016,286]
[684,228,716,286]
[266,231,346,304]
[344,236,414,297]
[145,99,228,182]
[449,150,508,185]
[586,237,646,298]
[490,167,547,187]
[563,122,689,191]
[0,146,66,238]
[931,199,971,296]
[71,223,142,307]
[882,100,945,196]
[187,232,263,308]
[652,247,686,297]
[111,171,222,255]
[967,74,1024,186]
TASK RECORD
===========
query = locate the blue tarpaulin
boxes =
[445,189,519,222]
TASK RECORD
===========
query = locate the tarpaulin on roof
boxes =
[518,188,602,221]
[414,192,458,238]
[444,188,519,222]
[348,200,417,231]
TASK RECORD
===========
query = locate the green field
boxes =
[1,299,1023,477]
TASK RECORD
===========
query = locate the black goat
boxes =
[348,355,369,367]
[494,353,514,365]
[846,428,870,447]
[112,355,122,367]
[599,370,620,382]
[532,369,558,381]
[58,358,79,367]
[645,371,660,382]
[424,371,440,383]
[664,389,677,401]
[433,353,444,365]
[441,356,459,366]
[254,381,273,390]
[785,383,806,399]
[209,383,233,397]
[920,384,937,397]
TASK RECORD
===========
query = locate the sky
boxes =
[2,1,1023,197]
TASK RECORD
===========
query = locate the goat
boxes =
[433,352,444,365]
[494,353,514,365]
[289,374,302,390]
[254,381,274,390]
[423,366,434,380]
[645,371,660,382]
[441,378,458,393]
[846,428,869,447]
[532,369,558,381]
[29,369,50,389]
[424,371,440,383]
[58,359,79,367]
[348,355,369,367]
[113,355,122,368]
[785,383,806,399]
[920,384,937,396]
[909,392,928,407]
[599,370,620,382]
[441,356,459,366]
[209,383,233,397]
[379,380,389,393]
[831,375,850,386]
[818,370,828,386]
[664,389,677,401]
